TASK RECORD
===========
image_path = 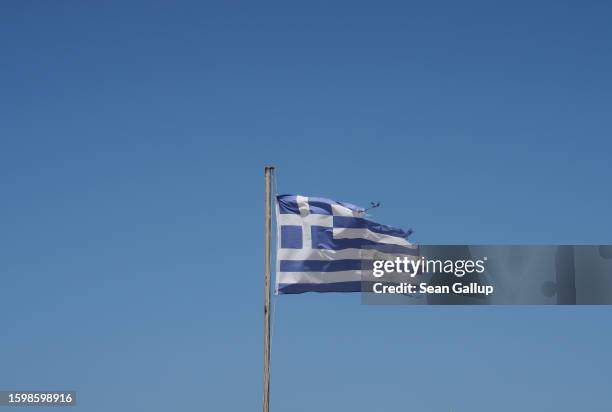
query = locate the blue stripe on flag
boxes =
[332,216,411,238]
[279,259,367,272]
[277,281,409,294]
[307,197,333,215]
[278,281,363,293]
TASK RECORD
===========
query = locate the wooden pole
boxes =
[263,166,274,412]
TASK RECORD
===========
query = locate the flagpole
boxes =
[263,166,274,412]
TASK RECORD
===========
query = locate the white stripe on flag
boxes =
[295,195,311,247]
[277,213,333,227]
[277,249,418,261]
[277,248,365,261]
[332,228,414,246]
[277,270,363,284]
[296,195,310,217]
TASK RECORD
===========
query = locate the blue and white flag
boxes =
[275,194,418,294]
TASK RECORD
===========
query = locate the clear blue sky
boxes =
[1,1,611,411]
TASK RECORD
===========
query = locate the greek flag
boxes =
[276,194,418,294]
